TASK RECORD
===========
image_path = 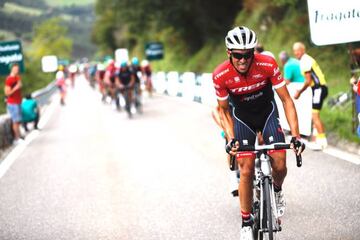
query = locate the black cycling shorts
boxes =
[232,101,285,157]
[312,85,328,111]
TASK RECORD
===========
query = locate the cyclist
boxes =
[55,65,66,105]
[68,63,77,88]
[104,59,117,106]
[293,42,328,149]
[116,61,135,116]
[130,57,142,111]
[212,105,240,197]
[141,59,153,96]
[96,62,107,102]
[213,26,305,239]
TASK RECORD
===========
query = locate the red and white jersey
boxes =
[213,54,285,114]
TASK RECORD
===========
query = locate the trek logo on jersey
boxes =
[214,68,229,80]
[230,80,267,93]
[234,76,240,82]
[256,62,273,67]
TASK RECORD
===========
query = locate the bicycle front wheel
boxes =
[260,177,273,240]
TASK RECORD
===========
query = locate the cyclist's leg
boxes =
[115,87,121,110]
[232,111,257,220]
[135,82,142,108]
[262,101,287,188]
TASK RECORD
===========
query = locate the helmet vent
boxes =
[226,37,233,44]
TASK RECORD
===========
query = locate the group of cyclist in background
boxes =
[55,57,153,118]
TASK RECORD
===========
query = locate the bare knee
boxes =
[238,157,255,179]
[270,152,287,173]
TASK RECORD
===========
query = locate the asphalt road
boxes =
[0,77,359,240]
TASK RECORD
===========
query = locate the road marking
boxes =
[323,147,360,165]
[299,138,360,165]
[0,130,40,179]
[0,96,57,179]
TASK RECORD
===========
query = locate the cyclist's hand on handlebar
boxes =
[225,138,239,156]
[290,136,305,156]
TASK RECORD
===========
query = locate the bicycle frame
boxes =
[254,150,281,239]
[237,143,302,240]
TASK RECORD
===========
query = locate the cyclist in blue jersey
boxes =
[130,57,142,110]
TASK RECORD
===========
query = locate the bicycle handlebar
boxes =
[236,143,302,167]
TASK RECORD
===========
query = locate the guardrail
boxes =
[0,82,57,149]
[152,71,313,136]
[153,71,217,107]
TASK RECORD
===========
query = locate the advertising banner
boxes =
[307,0,360,45]
[0,40,24,75]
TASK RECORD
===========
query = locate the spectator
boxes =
[350,76,360,137]
[279,51,304,84]
[255,43,275,58]
[21,94,40,132]
[293,42,328,149]
[4,63,23,144]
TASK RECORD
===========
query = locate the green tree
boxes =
[92,0,242,53]
[29,17,73,60]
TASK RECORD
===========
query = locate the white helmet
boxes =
[141,59,149,67]
[225,26,258,50]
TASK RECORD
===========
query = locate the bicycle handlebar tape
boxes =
[296,154,302,167]
[274,143,291,150]
[229,156,237,171]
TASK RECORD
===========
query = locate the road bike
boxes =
[235,143,302,240]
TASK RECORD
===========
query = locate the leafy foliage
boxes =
[92,0,242,53]
[29,18,73,60]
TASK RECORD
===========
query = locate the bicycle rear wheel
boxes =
[260,177,273,240]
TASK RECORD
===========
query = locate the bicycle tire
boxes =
[252,199,260,240]
[262,177,273,240]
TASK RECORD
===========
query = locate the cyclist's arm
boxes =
[115,76,123,88]
[217,99,235,141]
[275,85,300,137]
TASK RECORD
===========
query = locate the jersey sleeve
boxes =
[300,55,312,73]
[268,58,286,89]
[212,71,229,101]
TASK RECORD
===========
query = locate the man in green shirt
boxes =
[279,51,304,84]
[21,94,40,131]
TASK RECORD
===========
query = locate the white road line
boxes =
[300,138,360,165]
[0,96,57,179]
[0,130,39,179]
[323,147,360,165]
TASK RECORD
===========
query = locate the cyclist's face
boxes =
[228,49,254,73]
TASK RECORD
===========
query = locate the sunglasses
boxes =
[231,51,254,60]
